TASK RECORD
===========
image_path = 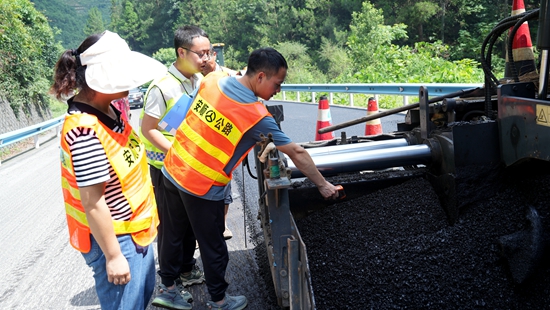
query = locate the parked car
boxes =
[128,87,144,109]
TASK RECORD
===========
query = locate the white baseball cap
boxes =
[79,30,167,94]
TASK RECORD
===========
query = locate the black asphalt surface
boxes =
[297,165,550,309]
[240,100,550,309]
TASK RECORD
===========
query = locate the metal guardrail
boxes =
[280,83,483,106]
[0,83,483,165]
[0,115,65,165]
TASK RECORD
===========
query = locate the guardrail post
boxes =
[296,92,300,102]
[34,135,40,149]
[311,92,316,104]
[403,96,409,106]
[329,93,333,105]
[282,91,286,101]
[349,94,354,107]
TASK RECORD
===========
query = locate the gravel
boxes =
[296,161,550,309]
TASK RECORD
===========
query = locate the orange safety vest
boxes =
[164,71,271,195]
[60,113,159,253]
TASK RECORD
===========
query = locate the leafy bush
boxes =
[152,48,176,67]
[0,0,63,114]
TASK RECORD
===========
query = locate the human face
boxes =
[256,68,287,101]
[201,52,217,76]
[178,36,211,75]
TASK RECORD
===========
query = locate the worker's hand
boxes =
[317,181,340,200]
[106,253,131,285]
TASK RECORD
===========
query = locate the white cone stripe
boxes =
[512,47,535,60]
[366,119,381,125]
[512,8,525,15]
[317,109,331,121]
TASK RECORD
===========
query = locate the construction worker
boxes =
[51,30,166,310]
[202,48,238,77]
[201,45,238,240]
[162,47,340,309]
[139,25,208,310]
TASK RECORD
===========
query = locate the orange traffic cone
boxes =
[504,0,536,78]
[365,97,382,135]
[315,95,335,141]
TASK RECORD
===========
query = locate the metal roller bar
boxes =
[303,139,410,157]
[285,144,433,178]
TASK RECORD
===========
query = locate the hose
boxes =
[479,10,539,118]
[507,9,540,82]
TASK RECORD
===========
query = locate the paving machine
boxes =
[252,0,550,307]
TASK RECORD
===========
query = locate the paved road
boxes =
[0,100,405,309]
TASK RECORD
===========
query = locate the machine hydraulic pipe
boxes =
[538,0,550,99]
[285,144,433,178]
[304,138,409,157]
[317,87,481,134]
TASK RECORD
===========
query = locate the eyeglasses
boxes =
[181,47,212,60]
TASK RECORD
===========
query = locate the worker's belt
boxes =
[146,150,165,161]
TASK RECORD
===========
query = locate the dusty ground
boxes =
[296,161,550,309]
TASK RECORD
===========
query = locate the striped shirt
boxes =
[64,100,132,221]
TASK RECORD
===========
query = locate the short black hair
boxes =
[173,25,209,57]
[245,47,288,78]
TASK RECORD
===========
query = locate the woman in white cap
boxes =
[50,31,170,310]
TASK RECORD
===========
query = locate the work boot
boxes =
[180,264,205,287]
[206,294,248,310]
[151,284,192,310]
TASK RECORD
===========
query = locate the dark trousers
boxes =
[150,166,196,287]
[163,176,229,302]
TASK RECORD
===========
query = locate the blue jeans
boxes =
[82,234,156,310]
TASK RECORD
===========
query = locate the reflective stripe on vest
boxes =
[164,71,270,195]
[60,113,159,253]
[139,74,181,169]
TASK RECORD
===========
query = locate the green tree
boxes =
[347,1,483,85]
[274,41,327,84]
[110,0,155,53]
[347,1,408,66]
[152,47,175,67]
[318,37,351,80]
[32,0,84,48]
[0,0,63,111]
[397,1,439,41]
[84,7,105,36]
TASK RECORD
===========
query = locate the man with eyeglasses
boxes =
[140,25,210,310]
[202,47,238,78]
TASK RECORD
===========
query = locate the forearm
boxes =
[141,113,171,153]
[86,201,122,259]
[278,142,338,199]
[290,151,327,187]
[143,128,171,153]
[80,184,121,260]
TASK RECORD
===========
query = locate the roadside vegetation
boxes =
[2,0,531,117]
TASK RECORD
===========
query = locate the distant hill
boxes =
[31,0,111,49]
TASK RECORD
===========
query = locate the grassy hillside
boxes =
[31,0,110,48]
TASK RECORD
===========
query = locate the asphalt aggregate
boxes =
[295,161,550,309]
